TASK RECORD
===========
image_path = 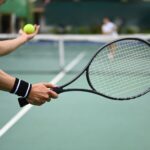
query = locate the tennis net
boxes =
[0,34,149,75]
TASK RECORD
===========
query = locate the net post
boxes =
[59,37,65,70]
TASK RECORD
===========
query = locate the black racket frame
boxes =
[18,37,150,107]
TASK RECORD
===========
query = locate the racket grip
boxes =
[52,87,63,94]
[18,97,29,107]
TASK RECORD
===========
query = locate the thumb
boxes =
[33,25,40,34]
[43,83,56,89]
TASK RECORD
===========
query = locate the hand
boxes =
[27,83,58,106]
[19,24,40,42]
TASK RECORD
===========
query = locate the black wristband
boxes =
[10,78,19,93]
[10,78,32,98]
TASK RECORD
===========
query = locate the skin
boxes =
[0,0,58,106]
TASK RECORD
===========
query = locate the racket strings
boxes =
[88,39,150,98]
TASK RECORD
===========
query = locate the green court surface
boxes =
[0,41,150,150]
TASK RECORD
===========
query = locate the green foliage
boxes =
[121,25,140,34]
[47,25,149,34]
[48,25,100,34]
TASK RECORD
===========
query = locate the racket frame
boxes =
[54,37,150,100]
[18,37,150,107]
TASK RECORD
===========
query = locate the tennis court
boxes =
[0,35,150,150]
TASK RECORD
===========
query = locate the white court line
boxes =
[0,52,86,138]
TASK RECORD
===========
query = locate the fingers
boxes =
[27,82,58,106]
[48,89,58,99]
[34,24,40,34]
[26,25,40,38]
[18,24,40,41]
[43,83,56,88]
[27,98,46,106]
[19,29,24,34]
[43,83,58,98]
[28,24,40,36]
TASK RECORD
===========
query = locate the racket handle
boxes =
[18,97,29,107]
[52,87,63,94]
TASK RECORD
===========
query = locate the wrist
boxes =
[10,78,32,98]
[17,35,28,44]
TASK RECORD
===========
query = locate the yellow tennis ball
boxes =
[23,24,35,34]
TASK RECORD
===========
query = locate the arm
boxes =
[0,25,58,106]
[0,25,40,56]
[0,70,58,105]
[0,70,15,91]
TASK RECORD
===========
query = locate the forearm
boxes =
[0,70,32,98]
[0,70,58,106]
[0,25,40,56]
[0,36,27,56]
[0,70,15,92]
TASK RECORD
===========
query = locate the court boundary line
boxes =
[0,52,86,138]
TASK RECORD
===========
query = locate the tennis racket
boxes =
[18,38,150,107]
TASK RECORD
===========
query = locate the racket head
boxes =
[18,38,150,108]
[86,38,150,100]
